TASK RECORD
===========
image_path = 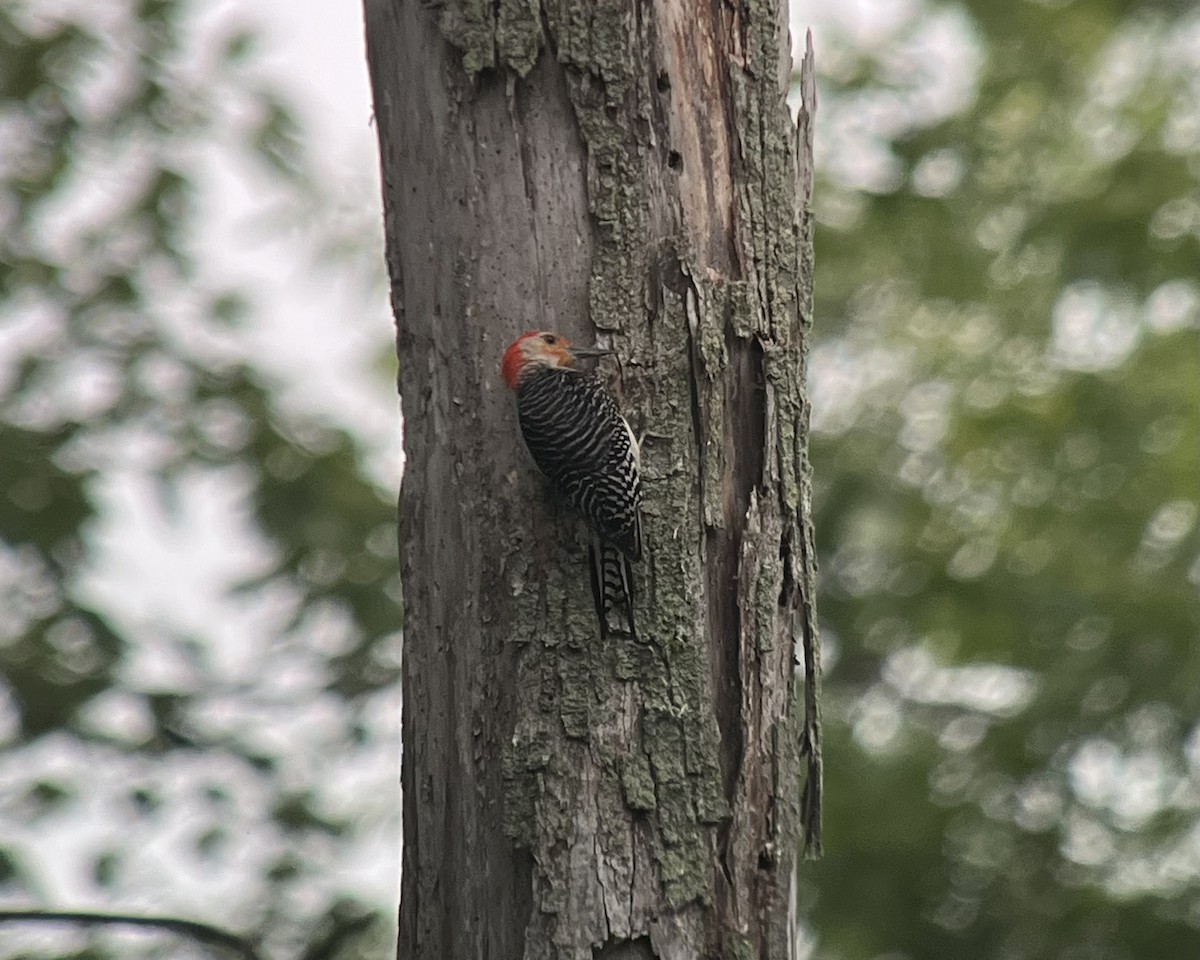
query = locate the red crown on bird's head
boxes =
[501,331,578,390]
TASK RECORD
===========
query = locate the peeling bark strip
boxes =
[365,1,820,958]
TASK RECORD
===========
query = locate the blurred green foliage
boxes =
[0,1,396,957]
[800,1,1199,958]
[3,0,1196,958]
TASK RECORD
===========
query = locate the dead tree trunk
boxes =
[365,1,820,957]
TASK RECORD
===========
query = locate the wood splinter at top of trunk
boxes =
[365,0,821,957]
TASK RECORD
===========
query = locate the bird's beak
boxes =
[570,345,613,359]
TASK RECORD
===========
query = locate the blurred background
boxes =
[0,0,1195,958]
[795,1,1199,958]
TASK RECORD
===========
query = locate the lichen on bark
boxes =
[372,0,821,956]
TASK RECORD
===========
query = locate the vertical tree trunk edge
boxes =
[365,2,821,957]
[794,31,824,866]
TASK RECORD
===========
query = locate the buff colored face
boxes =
[501,332,578,389]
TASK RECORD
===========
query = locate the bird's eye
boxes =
[541,334,557,345]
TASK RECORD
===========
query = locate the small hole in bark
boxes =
[667,150,682,170]
[656,71,670,92]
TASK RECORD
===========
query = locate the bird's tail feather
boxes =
[588,540,637,640]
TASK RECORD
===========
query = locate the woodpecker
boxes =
[502,331,642,638]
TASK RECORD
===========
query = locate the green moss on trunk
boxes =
[381,1,821,956]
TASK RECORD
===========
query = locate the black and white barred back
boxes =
[517,366,642,560]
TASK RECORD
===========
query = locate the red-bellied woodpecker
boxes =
[502,331,642,638]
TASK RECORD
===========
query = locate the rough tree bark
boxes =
[365,1,820,957]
